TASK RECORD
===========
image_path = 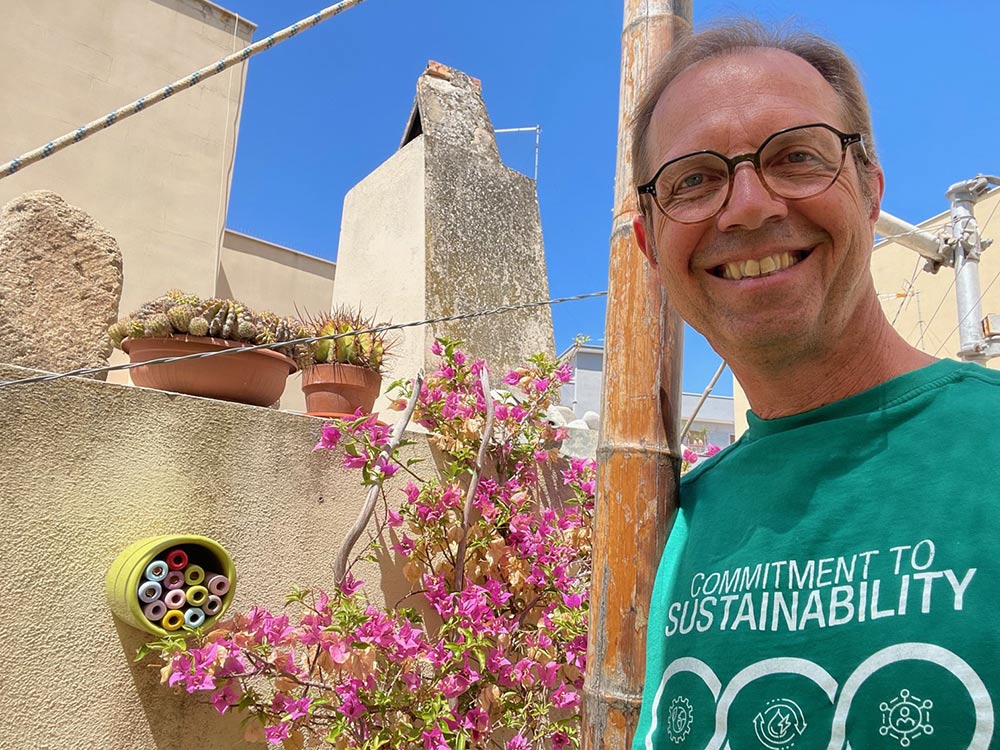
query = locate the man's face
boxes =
[636,49,884,366]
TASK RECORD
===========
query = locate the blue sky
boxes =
[219,0,1000,397]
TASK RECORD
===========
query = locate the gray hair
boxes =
[632,19,879,191]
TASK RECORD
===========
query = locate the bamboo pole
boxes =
[582,2,691,748]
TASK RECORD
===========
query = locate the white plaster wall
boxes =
[333,138,427,417]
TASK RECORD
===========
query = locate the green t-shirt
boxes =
[634,359,1000,750]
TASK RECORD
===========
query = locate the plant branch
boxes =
[453,367,494,591]
[334,371,424,585]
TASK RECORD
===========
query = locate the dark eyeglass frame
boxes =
[636,122,867,224]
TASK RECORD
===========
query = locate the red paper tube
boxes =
[166,549,188,570]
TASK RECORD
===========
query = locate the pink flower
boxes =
[552,731,571,749]
[502,370,522,386]
[431,339,444,355]
[313,424,341,451]
[264,722,291,745]
[705,443,721,456]
[506,734,531,750]
[387,509,404,527]
[552,682,580,709]
[682,447,699,464]
[422,727,449,750]
[338,573,363,596]
[392,534,415,556]
[210,680,239,714]
[555,363,573,383]
[453,350,466,366]
[562,591,584,608]
[534,449,548,463]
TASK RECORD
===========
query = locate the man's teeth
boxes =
[721,252,799,280]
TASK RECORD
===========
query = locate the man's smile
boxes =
[709,249,812,280]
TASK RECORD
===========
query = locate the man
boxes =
[630,21,1000,750]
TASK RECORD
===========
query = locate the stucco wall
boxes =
[218,229,338,413]
[0,0,253,316]
[334,138,427,416]
[0,362,436,749]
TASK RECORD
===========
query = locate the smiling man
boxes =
[630,21,1000,750]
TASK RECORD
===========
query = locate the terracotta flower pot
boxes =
[301,363,383,418]
[122,335,297,407]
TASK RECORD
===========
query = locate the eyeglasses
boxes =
[637,123,867,224]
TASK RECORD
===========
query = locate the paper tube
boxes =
[205,573,231,596]
[142,600,167,622]
[144,560,168,582]
[137,581,162,603]
[166,548,189,570]
[162,609,185,631]
[184,607,206,628]
[204,595,223,615]
[184,564,205,586]
[164,570,185,590]
[164,589,187,609]
[186,585,209,607]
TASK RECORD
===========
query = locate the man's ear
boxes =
[867,165,885,224]
[633,213,658,268]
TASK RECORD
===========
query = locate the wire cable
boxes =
[0,291,608,389]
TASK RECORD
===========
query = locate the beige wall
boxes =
[219,229,338,412]
[0,361,433,749]
[0,0,253,315]
[334,138,427,415]
[732,188,1000,436]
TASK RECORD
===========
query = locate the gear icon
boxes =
[880,688,934,747]
[667,695,693,744]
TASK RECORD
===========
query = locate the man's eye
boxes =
[680,173,705,188]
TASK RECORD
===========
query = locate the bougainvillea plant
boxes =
[139,338,595,750]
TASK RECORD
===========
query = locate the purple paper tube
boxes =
[137,581,162,603]
[164,588,187,609]
[164,570,185,590]
[204,595,223,616]
[205,573,230,596]
[143,600,167,622]
[144,560,168,582]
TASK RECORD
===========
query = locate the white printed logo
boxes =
[879,688,934,747]
[667,696,694,744]
[753,698,807,749]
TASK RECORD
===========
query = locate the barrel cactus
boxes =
[300,307,394,372]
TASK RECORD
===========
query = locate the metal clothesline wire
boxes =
[0,291,608,389]
[0,0,367,179]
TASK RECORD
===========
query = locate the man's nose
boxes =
[716,161,788,231]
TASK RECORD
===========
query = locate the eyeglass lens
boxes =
[654,125,847,222]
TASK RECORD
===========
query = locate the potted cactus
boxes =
[297,307,394,417]
[108,290,303,407]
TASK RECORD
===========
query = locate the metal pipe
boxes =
[946,177,992,361]
[680,361,727,443]
[875,210,947,267]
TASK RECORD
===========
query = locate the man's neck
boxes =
[730,311,938,421]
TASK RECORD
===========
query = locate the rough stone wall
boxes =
[333,62,555,404]
[0,364,434,750]
[0,191,123,377]
[418,66,555,375]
